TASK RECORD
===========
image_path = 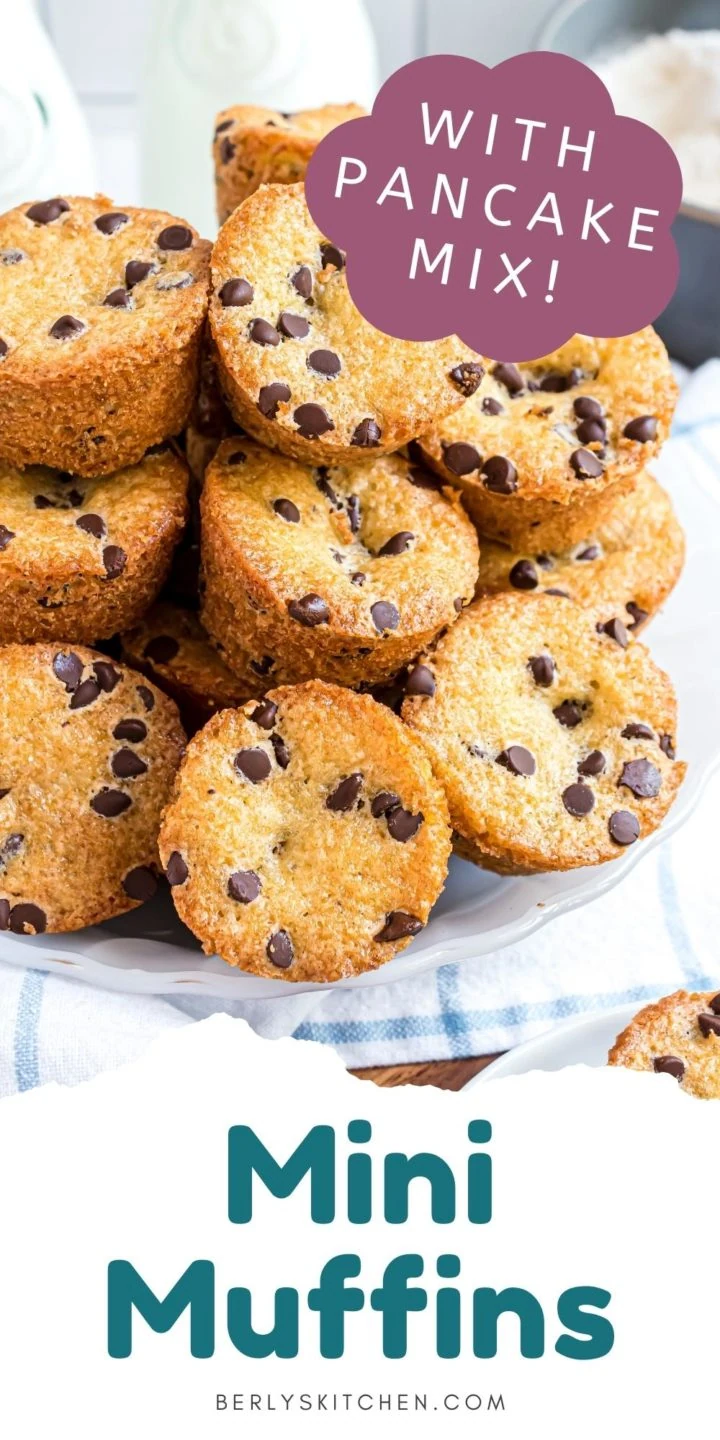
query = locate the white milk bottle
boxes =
[140,0,379,237]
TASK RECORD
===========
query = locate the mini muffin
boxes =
[0,195,210,476]
[609,990,720,1100]
[213,103,365,223]
[0,642,185,933]
[121,601,259,733]
[402,592,685,875]
[200,438,479,687]
[0,447,189,643]
[475,470,685,632]
[415,331,678,549]
[209,182,481,465]
[159,681,451,982]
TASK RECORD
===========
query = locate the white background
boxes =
[35,0,560,198]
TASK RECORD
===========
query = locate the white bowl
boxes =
[2,459,719,999]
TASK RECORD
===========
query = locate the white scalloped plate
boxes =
[464,1004,640,1085]
[2,458,719,998]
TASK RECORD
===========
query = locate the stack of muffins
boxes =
[0,104,687,983]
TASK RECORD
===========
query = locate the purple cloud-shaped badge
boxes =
[305,53,682,360]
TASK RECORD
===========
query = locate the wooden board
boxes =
[352,1055,498,1090]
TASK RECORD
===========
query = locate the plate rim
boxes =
[464,1002,641,1086]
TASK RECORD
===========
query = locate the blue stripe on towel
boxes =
[14,969,46,1091]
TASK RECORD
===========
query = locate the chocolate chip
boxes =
[539,370,576,392]
[26,197,69,224]
[578,750,606,776]
[228,870,261,904]
[320,242,345,270]
[123,866,157,901]
[157,224,192,250]
[95,211,129,235]
[710,993,720,1015]
[315,469,340,506]
[528,654,555,687]
[0,525,16,550]
[482,397,504,415]
[104,285,132,309]
[91,788,132,817]
[288,593,329,626]
[405,664,435,697]
[450,361,484,396]
[570,448,604,479]
[371,601,399,633]
[220,137,235,163]
[258,382,291,418]
[622,722,654,740]
[351,572,365,585]
[125,260,156,289]
[267,929,294,968]
[94,661,122,692]
[0,249,25,265]
[573,396,603,420]
[103,546,127,579]
[113,718,147,742]
[444,442,481,476]
[249,656,275,677]
[327,773,363,811]
[378,531,414,557]
[496,745,536,777]
[234,748,272,783]
[659,733,676,760]
[509,559,538,590]
[351,418,381,447]
[69,678,101,710]
[227,450,247,465]
[619,759,661,799]
[408,463,441,490]
[251,701,278,729]
[273,497,300,523]
[308,349,341,376]
[482,456,518,494]
[387,807,423,842]
[112,748,148,779]
[294,403,334,437]
[375,911,423,943]
[493,362,523,395]
[576,418,606,446]
[215,118,233,134]
[33,495,56,511]
[0,789,9,801]
[371,791,400,818]
[68,488,84,506]
[137,684,155,711]
[49,315,85,341]
[53,651,83,690]
[250,318,280,346]
[624,416,657,443]
[698,1012,720,1038]
[0,833,23,867]
[278,311,310,339]
[291,266,313,298]
[554,700,584,728]
[562,782,595,817]
[271,733,290,769]
[576,544,601,562]
[608,810,639,845]
[599,617,629,648]
[626,602,649,630]
[654,1056,685,1078]
[76,513,106,539]
[9,903,47,935]
[166,851,188,886]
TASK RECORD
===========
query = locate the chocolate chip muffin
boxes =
[121,601,259,733]
[475,471,685,633]
[209,182,481,466]
[415,331,678,550]
[0,642,185,933]
[0,447,189,644]
[402,592,685,875]
[609,990,720,1100]
[200,438,479,688]
[0,195,211,476]
[159,681,451,983]
[213,103,365,224]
